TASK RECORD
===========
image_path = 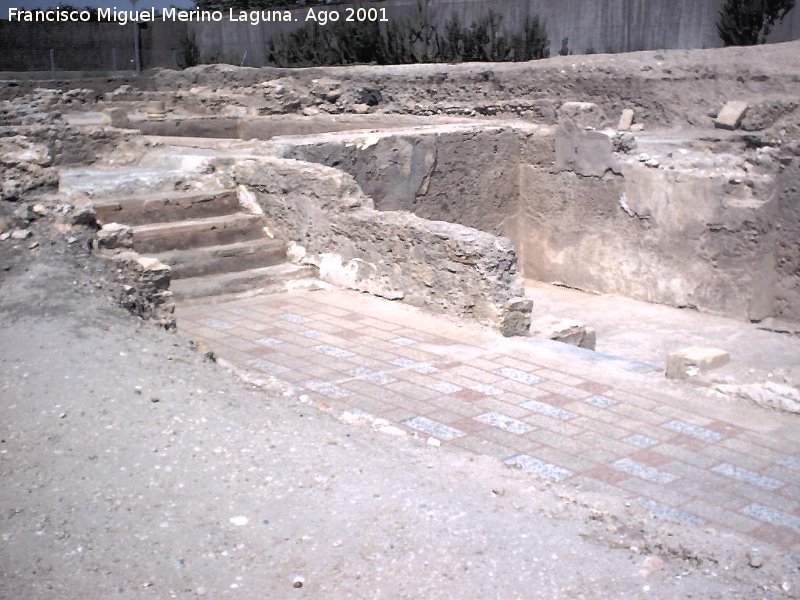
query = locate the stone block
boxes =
[146,100,167,121]
[94,222,133,250]
[618,108,635,131]
[134,256,171,290]
[500,297,533,337]
[557,101,603,129]
[555,121,621,178]
[102,108,129,128]
[530,316,596,350]
[714,101,749,130]
[70,204,96,226]
[666,347,730,379]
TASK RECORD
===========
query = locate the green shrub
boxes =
[268,7,549,67]
[718,0,795,46]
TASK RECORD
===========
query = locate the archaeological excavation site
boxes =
[2,2,800,597]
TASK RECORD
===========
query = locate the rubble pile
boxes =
[0,88,113,202]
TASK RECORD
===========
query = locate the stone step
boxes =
[170,263,317,301]
[94,190,240,226]
[157,238,287,279]
[132,213,264,253]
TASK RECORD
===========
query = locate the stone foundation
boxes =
[269,122,798,324]
[234,157,532,336]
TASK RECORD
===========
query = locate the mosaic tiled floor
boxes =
[177,289,800,552]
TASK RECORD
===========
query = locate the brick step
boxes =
[157,238,287,279]
[132,213,264,253]
[170,263,317,301]
[94,190,240,226]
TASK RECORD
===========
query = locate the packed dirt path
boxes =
[1,235,799,599]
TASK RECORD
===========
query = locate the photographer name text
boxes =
[7,6,389,27]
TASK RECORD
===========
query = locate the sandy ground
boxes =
[1,214,799,599]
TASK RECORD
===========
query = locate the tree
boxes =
[718,0,795,46]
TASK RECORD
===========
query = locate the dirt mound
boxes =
[131,41,800,132]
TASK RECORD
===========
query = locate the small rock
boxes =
[94,223,133,250]
[637,555,664,577]
[10,228,32,240]
[638,153,651,162]
[150,397,160,403]
[630,123,645,132]
[32,204,48,216]
[66,236,78,244]
[13,204,35,224]
[352,103,370,114]
[645,158,660,168]
[714,101,749,130]
[747,552,764,569]
[530,315,596,350]
[292,576,305,589]
[613,132,637,154]
[618,108,635,131]
[0,232,11,241]
[28,241,39,250]
[229,516,248,526]
[356,87,382,106]
[70,204,96,226]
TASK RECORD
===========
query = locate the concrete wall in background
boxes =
[1,0,798,71]
[0,21,186,72]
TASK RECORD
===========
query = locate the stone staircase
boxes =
[93,189,314,300]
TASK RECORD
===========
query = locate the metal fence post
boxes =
[49,48,55,72]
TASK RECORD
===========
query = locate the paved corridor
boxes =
[177,288,800,552]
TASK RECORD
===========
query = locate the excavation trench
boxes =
[120,114,800,326]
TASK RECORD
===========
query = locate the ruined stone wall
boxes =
[279,122,796,323]
[773,156,800,322]
[518,161,779,321]
[514,126,796,322]
[234,156,531,335]
[280,126,520,239]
